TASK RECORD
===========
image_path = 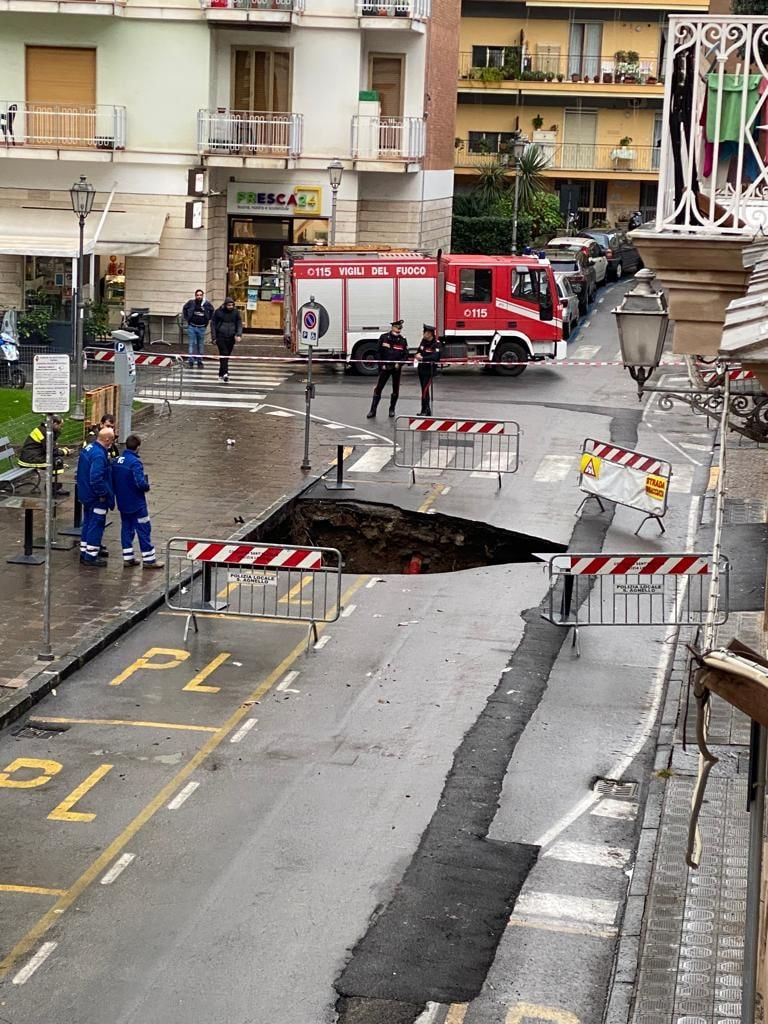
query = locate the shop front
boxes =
[226,182,330,332]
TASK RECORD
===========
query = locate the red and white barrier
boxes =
[185,541,323,570]
[407,418,505,434]
[559,554,711,575]
[584,440,665,475]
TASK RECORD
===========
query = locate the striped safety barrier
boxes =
[87,349,176,368]
[185,541,323,569]
[560,554,711,576]
[394,415,519,486]
[407,418,505,434]
[583,439,665,475]
[578,437,672,536]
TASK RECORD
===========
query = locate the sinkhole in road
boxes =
[254,498,565,575]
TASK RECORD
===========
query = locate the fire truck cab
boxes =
[282,247,565,376]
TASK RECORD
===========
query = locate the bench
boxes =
[0,436,40,495]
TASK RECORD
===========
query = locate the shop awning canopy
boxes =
[0,207,168,258]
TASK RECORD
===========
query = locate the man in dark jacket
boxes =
[212,297,243,382]
[18,415,71,496]
[367,320,410,419]
[182,289,214,370]
[113,434,163,570]
[76,427,115,568]
[415,324,440,416]
[84,414,120,459]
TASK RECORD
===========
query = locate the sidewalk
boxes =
[0,400,332,711]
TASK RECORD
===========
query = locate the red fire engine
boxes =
[281,247,565,376]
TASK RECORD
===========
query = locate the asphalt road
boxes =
[0,281,715,1024]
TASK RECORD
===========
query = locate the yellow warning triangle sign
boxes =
[579,453,601,478]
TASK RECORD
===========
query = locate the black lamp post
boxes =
[69,175,96,420]
[327,160,343,245]
[508,134,529,255]
[613,268,669,393]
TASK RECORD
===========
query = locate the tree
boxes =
[513,145,549,210]
[472,160,512,210]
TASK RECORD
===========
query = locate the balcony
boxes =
[356,0,429,27]
[200,0,303,23]
[455,138,659,176]
[197,110,303,161]
[351,116,425,167]
[0,102,126,153]
[458,51,664,93]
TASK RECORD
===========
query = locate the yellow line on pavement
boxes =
[0,885,67,897]
[418,483,445,514]
[0,574,369,979]
[159,611,309,625]
[278,575,312,605]
[507,916,616,940]
[707,466,720,490]
[30,717,218,734]
[445,1004,469,1024]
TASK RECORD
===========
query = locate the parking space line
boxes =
[276,671,300,693]
[0,885,67,897]
[100,853,135,886]
[159,611,310,625]
[48,764,114,823]
[167,781,199,810]
[183,652,231,693]
[0,575,368,980]
[418,483,446,514]
[30,717,218,734]
[278,575,313,605]
[508,915,617,940]
[109,647,190,687]
[11,942,56,985]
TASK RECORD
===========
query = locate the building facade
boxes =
[0,0,459,331]
[454,0,707,229]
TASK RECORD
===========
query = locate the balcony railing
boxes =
[351,116,425,160]
[458,51,663,85]
[656,15,768,235]
[356,0,430,18]
[455,138,659,173]
[200,0,304,10]
[0,102,126,150]
[197,110,303,157]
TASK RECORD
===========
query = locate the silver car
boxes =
[555,273,579,339]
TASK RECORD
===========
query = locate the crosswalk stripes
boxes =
[145,360,301,410]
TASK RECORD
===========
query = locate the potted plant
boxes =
[454,137,465,150]
[532,114,544,130]
[17,307,53,345]
[545,71,554,82]
[83,302,111,343]
[602,69,613,84]
[646,75,658,85]
[612,136,635,160]
[571,72,580,82]
[549,124,558,132]
[556,72,564,82]
[479,66,504,83]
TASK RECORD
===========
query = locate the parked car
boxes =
[555,274,579,340]
[548,236,608,285]
[543,243,596,315]
[582,229,643,281]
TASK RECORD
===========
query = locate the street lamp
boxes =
[69,175,96,421]
[509,134,529,255]
[613,268,669,394]
[327,160,343,245]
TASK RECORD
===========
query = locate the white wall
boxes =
[361,29,425,118]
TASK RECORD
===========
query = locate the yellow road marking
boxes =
[30,717,218,734]
[445,1005,469,1024]
[278,575,312,605]
[330,445,354,466]
[159,611,310,625]
[109,647,190,687]
[0,885,67,897]
[707,466,720,490]
[183,652,231,694]
[0,574,368,978]
[506,1004,580,1024]
[0,758,62,789]
[417,483,445,514]
[217,580,240,599]
[48,764,113,823]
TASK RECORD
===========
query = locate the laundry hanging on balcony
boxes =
[701,73,768,181]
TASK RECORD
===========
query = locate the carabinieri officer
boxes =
[415,324,440,416]
[367,319,410,420]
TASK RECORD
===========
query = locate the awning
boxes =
[0,207,168,258]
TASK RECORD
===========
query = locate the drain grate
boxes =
[13,719,71,740]
[701,497,767,527]
[593,778,639,799]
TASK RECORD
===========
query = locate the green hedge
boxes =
[451,216,515,254]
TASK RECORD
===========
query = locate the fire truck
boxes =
[281,247,565,376]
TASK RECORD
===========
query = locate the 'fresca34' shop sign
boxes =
[227,183,326,217]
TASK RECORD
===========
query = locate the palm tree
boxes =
[472,160,512,211]
[514,144,549,211]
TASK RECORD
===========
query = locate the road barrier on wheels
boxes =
[165,536,343,644]
[393,416,519,487]
[577,437,672,535]
[85,348,184,414]
[542,552,730,656]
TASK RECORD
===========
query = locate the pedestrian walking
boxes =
[18,415,72,496]
[415,324,440,416]
[76,427,115,568]
[367,319,410,420]
[113,434,163,570]
[212,297,243,383]
[182,289,214,369]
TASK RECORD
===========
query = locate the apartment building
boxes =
[455,0,708,228]
[0,0,458,331]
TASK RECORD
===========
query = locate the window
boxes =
[567,23,602,80]
[369,55,403,117]
[471,46,506,69]
[460,268,492,303]
[26,47,96,105]
[232,49,291,112]
[513,269,550,302]
[468,131,517,154]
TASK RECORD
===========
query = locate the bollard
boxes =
[58,488,83,538]
[7,509,45,566]
[324,444,355,491]
[200,561,227,612]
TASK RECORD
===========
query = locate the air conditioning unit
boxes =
[627,98,646,110]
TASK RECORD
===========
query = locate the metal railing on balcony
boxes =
[356,0,430,18]
[458,50,663,85]
[455,138,659,173]
[197,110,303,157]
[200,0,304,10]
[657,16,768,235]
[351,116,425,160]
[0,102,126,149]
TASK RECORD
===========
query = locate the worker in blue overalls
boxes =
[76,427,115,568]
[112,434,163,570]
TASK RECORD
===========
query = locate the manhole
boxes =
[13,719,71,740]
[593,778,639,799]
[253,498,565,575]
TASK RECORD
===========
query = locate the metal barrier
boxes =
[165,536,343,644]
[543,552,730,656]
[85,348,183,414]
[393,416,520,487]
[577,437,672,535]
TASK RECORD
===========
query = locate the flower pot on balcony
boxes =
[646,76,658,85]
[571,74,580,83]
[602,72,613,84]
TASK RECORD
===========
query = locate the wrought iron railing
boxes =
[197,110,303,157]
[0,102,126,149]
[656,16,768,234]
[455,138,659,173]
[458,50,663,84]
[356,0,430,17]
[351,116,426,160]
[200,0,304,10]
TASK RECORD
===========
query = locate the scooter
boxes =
[119,309,148,350]
[0,333,26,389]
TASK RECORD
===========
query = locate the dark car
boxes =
[582,230,642,281]
[543,243,597,315]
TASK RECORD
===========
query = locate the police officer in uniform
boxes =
[415,324,440,416]
[367,319,410,419]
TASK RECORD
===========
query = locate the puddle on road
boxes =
[253,499,564,575]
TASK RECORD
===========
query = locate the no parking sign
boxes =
[300,305,319,347]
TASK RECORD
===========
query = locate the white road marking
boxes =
[230,718,259,742]
[544,840,631,868]
[366,578,385,589]
[276,671,300,693]
[314,635,332,650]
[100,852,136,885]
[348,433,379,440]
[414,1003,442,1024]
[12,942,57,985]
[323,423,346,430]
[591,798,638,820]
[348,447,393,473]
[341,604,357,618]
[267,410,294,418]
[572,344,601,360]
[167,781,200,810]
[533,455,574,482]
[514,891,619,926]
[144,398,261,410]
[669,463,695,492]
[509,914,617,939]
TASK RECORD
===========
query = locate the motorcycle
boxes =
[119,309,148,351]
[0,333,26,389]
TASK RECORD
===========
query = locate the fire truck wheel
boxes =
[352,340,380,376]
[493,340,528,377]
